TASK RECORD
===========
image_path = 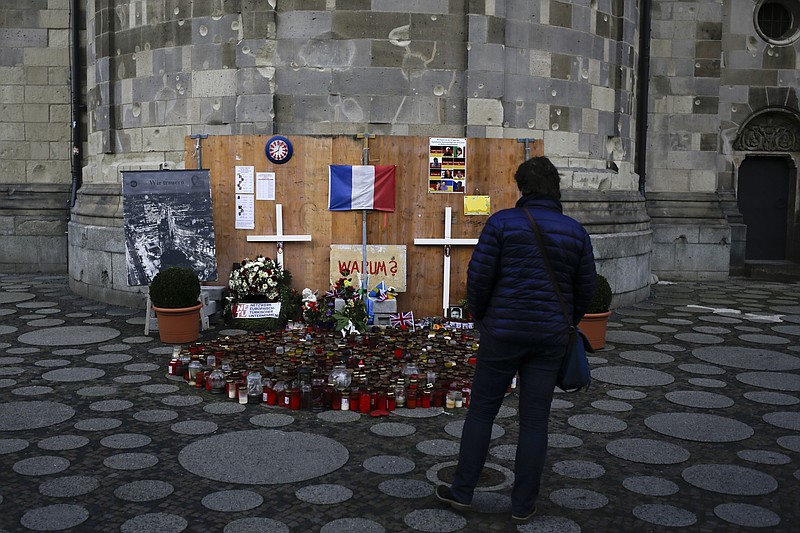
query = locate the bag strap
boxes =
[522,208,574,329]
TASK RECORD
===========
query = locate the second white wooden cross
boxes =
[246,203,312,269]
[414,206,478,316]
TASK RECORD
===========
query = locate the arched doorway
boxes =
[737,156,791,259]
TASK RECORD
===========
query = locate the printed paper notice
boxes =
[429,137,467,193]
[233,302,282,319]
[235,166,255,194]
[256,172,276,201]
[464,195,490,215]
[235,194,255,229]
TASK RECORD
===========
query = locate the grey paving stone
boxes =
[162,395,204,406]
[552,460,605,479]
[640,325,677,333]
[133,410,179,423]
[645,413,753,442]
[391,407,444,418]
[0,438,29,454]
[295,484,353,504]
[0,292,35,304]
[76,386,118,397]
[736,371,800,391]
[171,420,219,435]
[90,400,134,412]
[223,517,289,533]
[698,315,741,324]
[100,433,152,449]
[567,414,627,433]
[444,420,504,439]
[743,391,799,405]
[202,489,264,512]
[682,464,777,495]
[622,476,679,496]
[98,343,131,352]
[35,309,61,315]
[675,332,724,344]
[550,398,574,409]
[321,517,386,533]
[516,516,582,532]
[114,374,152,384]
[633,504,697,527]
[606,389,647,400]
[378,479,434,499]
[548,433,583,448]
[83,319,111,324]
[125,362,159,371]
[779,436,800,453]
[771,324,800,336]
[41,367,105,382]
[7,347,40,354]
[591,366,674,387]
[763,411,800,430]
[0,356,25,365]
[471,491,511,513]
[18,326,120,346]
[605,331,661,345]
[619,350,674,364]
[693,346,800,371]
[0,401,75,430]
[739,333,791,345]
[665,391,733,408]
[677,363,725,375]
[114,480,175,502]
[363,455,415,475]
[737,449,791,465]
[34,359,70,367]
[179,429,349,484]
[686,378,727,388]
[735,325,764,332]
[487,443,515,460]
[120,513,187,533]
[28,319,65,327]
[590,400,632,412]
[13,456,70,476]
[0,378,16,388]
[103,452,159,470]
[496,405,517,418]
[74,418,122,431]
[403,509,466,532]
[249,413,295,427]
[714,503,781,528]
[86,353,132,364]
[140,384,180,394]
[37,436,89,451]
[20,504,89,531]
[12,386,54,396]
[204,402,247,415]
[549,488,608,509]
[0,366,25,375]
[692,326,731,334]
[371,422,416,437]
[38,476,100,497]
[417,439,459,456]
[606,437,690,464]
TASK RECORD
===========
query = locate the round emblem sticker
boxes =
[265,135,293,164]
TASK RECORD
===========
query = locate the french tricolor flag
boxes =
[328,165,396,212]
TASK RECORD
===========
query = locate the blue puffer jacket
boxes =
[467,195,596,346]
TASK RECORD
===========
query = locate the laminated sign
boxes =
[232,302,282,319]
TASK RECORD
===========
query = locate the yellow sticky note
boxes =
[464,195,490,215]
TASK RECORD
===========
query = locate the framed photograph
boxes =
[447,306,464,320]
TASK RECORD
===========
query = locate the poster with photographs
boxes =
[429,137,466,193]
[122,170,218,286]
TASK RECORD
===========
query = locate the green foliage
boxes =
[149,267,201,309]
[589,273,613,314]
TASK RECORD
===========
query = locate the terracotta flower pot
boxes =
[153,303,202,344]
[578,311,612,350]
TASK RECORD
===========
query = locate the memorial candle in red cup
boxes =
[332,390,342,410]
[290,385,301,410]
[359,391,370,413]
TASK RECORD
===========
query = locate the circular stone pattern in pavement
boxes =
[620,351,675,364]
[371,422,416,437]
[202,490,264,512]
[0,292,35,304]
[179,429,348,484]
[171,420,219,435]
[763,411,800,431]
[134,410,179,423]
[223,517,289,533]
[114,480,175,502]
[363,455,415,475]
[320,518,385,533]
[605,331,661,345]
[633,504,696,527]
[378,479,434,499]
[714,503,781,528]
[14,456,70,476]
[103,453,159,471]
[743,391,799,405]
[295,484,353,505]
[417,439,460,457]
[41,367,105,383]
[18,325,120,346]
[403,509,466,532]
[737,449,791,465]
[39,476,100,498]
[20,504,89,531]
[549,488,608,509]
[249,413,294,428]
[693,346,800,371]
[665,391,734,409]
[568,414,627,433]
[606,438,690,464]
[100,433,152,449]
[591,366,674,387]
[645,413,753,442]
[0,438,30,454]
[736,372,800,391]
[682,464,777,495]
[623,476,679,496]
[38,435,89,451]
[0,401,75,431]
[444,420,504,439]
[120,513,187,533]
[552,460,605,479]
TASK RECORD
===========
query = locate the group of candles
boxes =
[166,326,480,413]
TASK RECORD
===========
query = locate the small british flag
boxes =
[389,311,415,330]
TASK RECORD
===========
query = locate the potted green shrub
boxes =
[578,272,613,349]
[149,266,202,344]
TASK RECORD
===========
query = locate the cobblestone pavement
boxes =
[0,274,799,533]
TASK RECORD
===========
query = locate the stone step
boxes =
[743,260,800,282]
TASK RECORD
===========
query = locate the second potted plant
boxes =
[149,266,202,344]
[578,272,613,350]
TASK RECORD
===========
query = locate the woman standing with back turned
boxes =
[436,156,596,524]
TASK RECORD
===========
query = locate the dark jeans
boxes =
[450,332,564,516]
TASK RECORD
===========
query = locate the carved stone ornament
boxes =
[733,113,800,152]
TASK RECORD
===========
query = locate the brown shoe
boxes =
[435,485,472,511]
[511,505,537,524]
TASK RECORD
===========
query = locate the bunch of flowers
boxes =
[228,256,290,301]
[303,268,368,335]
[301,288,322,325]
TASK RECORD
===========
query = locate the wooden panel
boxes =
[188,135,542,318]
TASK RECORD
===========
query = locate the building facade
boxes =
[1,1,798,308]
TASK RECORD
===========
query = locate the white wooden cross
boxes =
[414,206,478,315]
[246,203,312,269]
